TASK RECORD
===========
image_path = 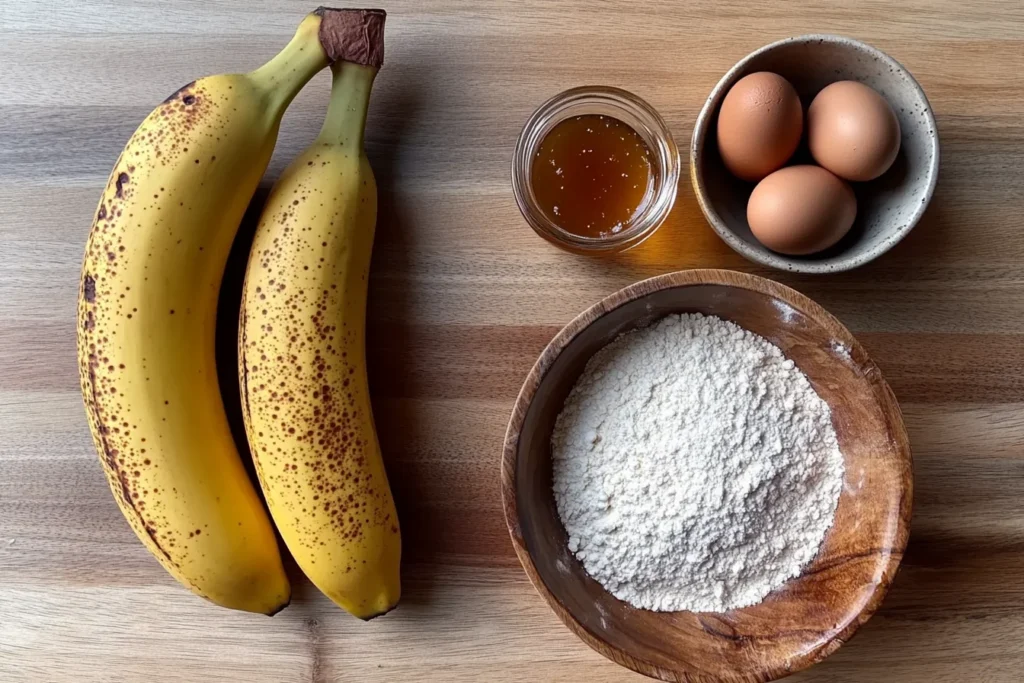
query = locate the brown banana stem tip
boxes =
[314,7,386,68]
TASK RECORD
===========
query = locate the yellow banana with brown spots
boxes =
[238,10,400,620]
[76,11,344,614]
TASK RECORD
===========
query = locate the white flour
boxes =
[552,313,844,612]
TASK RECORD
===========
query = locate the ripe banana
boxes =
[77,12,339,614]
[238,10,400,619]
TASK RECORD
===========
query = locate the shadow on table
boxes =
[217,185,268,493]
[363,72,442,612]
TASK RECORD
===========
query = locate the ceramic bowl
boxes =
[501,269,912,682]
[691,35,939,273]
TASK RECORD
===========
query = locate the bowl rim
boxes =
[689,34,940,274]
[500,268,913,682]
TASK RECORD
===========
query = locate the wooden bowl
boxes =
[501,270,912,682]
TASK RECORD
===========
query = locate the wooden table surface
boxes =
[3,1,1024,681]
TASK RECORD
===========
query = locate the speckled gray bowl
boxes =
[691,35,939,273]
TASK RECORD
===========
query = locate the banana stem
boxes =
[249,13,329,114]
[316,62,378,149]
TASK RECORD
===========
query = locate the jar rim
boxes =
[511,86,680,254]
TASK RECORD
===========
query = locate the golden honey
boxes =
[530,114,653,239]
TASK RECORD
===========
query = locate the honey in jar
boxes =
[530,114,653,239]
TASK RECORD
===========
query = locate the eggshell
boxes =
[716,72,804,182]
[807,80,901,181]
[747,165,857,255]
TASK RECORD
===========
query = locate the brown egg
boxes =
[747,165,857,255]
[716,72,803,182]
[807,81,901,181]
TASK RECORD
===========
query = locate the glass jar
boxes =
[511,86,680,254]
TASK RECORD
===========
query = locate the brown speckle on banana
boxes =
[76,11,335,614]
[239,23,400,617]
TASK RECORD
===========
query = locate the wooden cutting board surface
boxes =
[2,1,1024,680]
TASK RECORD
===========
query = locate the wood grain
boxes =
[502,270,912,682]
[2,1,1024,681]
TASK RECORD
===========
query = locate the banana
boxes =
[238,9,400,619]
[77,12,339,614]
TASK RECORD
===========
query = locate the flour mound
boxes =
[551,313,844,613]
